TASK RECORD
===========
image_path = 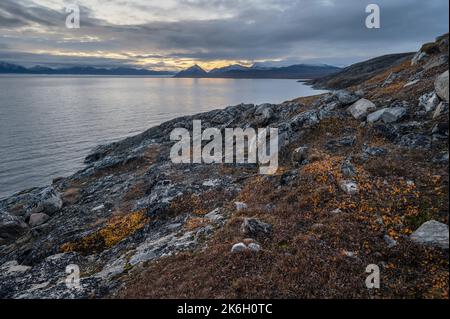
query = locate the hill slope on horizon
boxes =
[307,53,416,89]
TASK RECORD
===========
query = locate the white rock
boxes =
[410,220,449,249]
[347,99,376,120]
[404,79,420,87]
[91,204,105,212]
[231,243,248,253]
[419,92,440,112]
[367,108,387,123]
[202,179,220,187]
[235,202,248,211]
[339,180,359,195]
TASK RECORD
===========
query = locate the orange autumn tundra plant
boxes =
[61,211,148,255]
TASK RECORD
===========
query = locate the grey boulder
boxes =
[347,99,376,120]
[381,107,407,123]
[333,90,359,106]
[28,213,50,227]
[0,210,29,245]
[367,108,387,123]
[410,220,449,250]
[28,187,62,216]
[435,70,449,102]
[254,104,274,125]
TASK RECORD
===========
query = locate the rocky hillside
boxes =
[308,53,415,89]
[0,34,448,299]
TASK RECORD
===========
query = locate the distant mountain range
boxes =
[174,63,341,79]
[0,61,341,79]
[0,62,175,76]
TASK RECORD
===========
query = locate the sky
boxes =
[0,0,448,71]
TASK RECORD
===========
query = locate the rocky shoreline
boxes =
[1,34,449,299]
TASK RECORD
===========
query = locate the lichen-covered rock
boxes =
[204,208,224,223]
[241,218,272,237]
[410,220,449,250]
[0,253,106,299]
[381,107,407,123]
[419,92,440,112]
[325,135,356,151]
[341,158,356,178]
[367,108,387,123]
[291,146,309,165]
[253,104,275,125]
[28,187,62,216]
[362,144,387,157]
[398,133,431,149]
[333,90,359,106]
[290,109,320,129]
[0,210,28,245]
[129,230,197,266]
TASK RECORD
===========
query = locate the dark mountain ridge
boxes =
[0,62,175,76]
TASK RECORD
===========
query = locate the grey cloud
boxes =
[0,0,448,68]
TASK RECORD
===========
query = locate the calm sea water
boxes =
[0,75,326,199]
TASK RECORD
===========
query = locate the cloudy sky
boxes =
[0,0,448,71]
